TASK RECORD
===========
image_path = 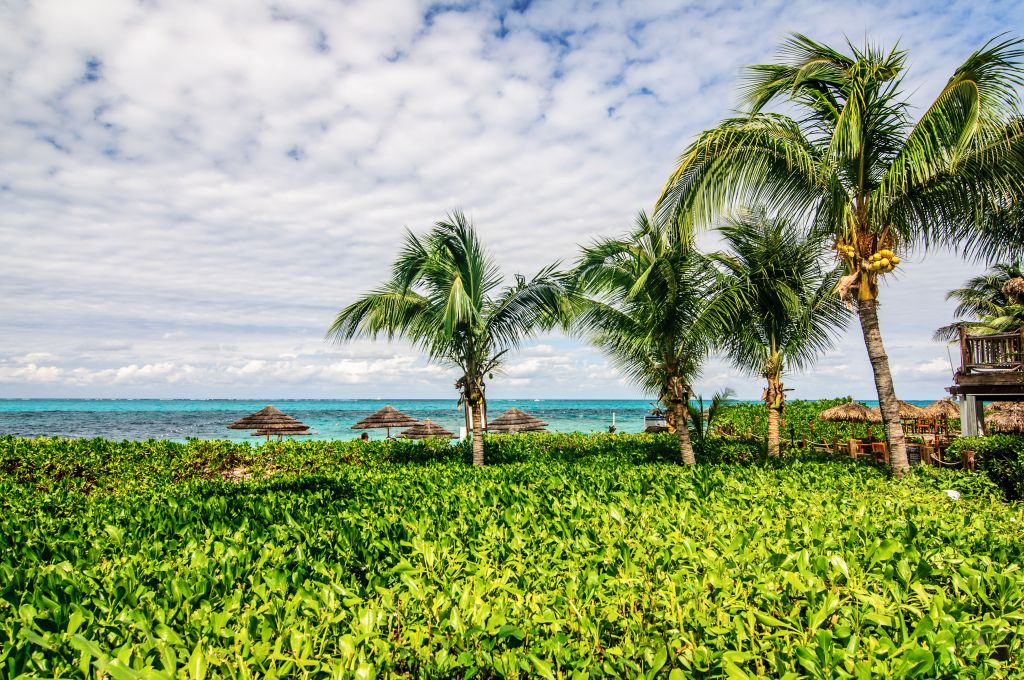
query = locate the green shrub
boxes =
[4,435,1024,677]
[947,434,1024,501]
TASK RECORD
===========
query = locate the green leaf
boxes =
[187,643,206,680]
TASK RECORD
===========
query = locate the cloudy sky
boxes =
[1,0,1021,401]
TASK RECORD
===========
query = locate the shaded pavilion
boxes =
[400,419,456,440]
[487,407,548,434]
[922,398,960,420]
[987,403,1024,434]
[819,401,882,424]
[351,405,420,438]
[228,405,311,441]
[819,401,881,439]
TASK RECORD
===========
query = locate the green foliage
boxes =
[934,262,1024,341]
[715,398,862,444]
[948,434,1024,501]
[3,436,1024,677]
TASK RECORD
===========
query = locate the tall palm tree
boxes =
[572,212,731,465]
[934,261,1024,340]
[656,35,1024,475]
[712,211,848,457]
[327,211,568,465]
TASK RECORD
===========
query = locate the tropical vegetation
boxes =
[934,261,1024,340]
[4,434,1024,678]
[656,34,1024,475]
[571,213,732,464]
[327,211,569,465]
[712,212,848,456]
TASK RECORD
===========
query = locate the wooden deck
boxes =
[947,325,1024,434]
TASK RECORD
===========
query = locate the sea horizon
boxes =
[0,397,932,442]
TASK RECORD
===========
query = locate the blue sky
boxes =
[1,0,1021,400]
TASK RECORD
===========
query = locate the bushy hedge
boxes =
[4,454,1024,677]
[947,434,1024,501]
[715,398,860,444]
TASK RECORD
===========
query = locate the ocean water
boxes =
[0,399,659,442]
[0,398,915,442]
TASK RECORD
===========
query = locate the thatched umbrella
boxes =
[819,402,882,424]
[819,401,881,439]
[866,400,927,421]
[252,426,311,439]
[228,405,311,441]
[487,407,548,434]
[351,405,420,438]
[987,403,1024,433]
[922,398,960,420]
[400,419,456,440]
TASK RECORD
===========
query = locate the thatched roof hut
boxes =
[487,407,548,434]
[867,400,927,420]
[986,403,1024,433]
[922,398,960,420]
[228,405,311,440]
[400,419,456,440]
[819,401,882,423]
[351,405,420,438]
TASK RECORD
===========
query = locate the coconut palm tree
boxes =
[934,261,1024,340]
[572,212,732,465]
[656,34,1024,475]
[712,211,848,457]
[327,211,569,466]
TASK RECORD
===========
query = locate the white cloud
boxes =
[1,0,1019,400]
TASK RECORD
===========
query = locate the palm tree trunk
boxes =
[857,298,909,475]
[767,406,781,458]
[673,400,696,465]
[764,374,783,458]
[471,401,485,466]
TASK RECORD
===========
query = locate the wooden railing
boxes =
[959,325,1024,374]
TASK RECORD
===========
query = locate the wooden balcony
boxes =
[958,326,1024,375]
[948,325,1024,435]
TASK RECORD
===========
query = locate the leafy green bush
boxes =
[3,437,1024,677]
[715,398,867,445]
[947,434,1024,501]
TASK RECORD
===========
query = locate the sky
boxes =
[1,0,1022,401]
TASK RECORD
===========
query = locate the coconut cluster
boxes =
[835,242,857,259]
[866,249,900,273]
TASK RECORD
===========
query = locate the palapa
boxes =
[487,407,548,434]
[351,404,420,438]
[867,400,927,420]
[228,405,311,441]
[818,401,882,424]
[400,419,456,440]
[921,398,960,420]
[986,403,1024,434]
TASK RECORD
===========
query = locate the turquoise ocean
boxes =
[0,398,913,442]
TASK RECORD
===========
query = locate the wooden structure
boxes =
[487,408,548,434]
[400,419,456,440]
[352,405,420,438]
[228,405,311,441]
[948,325,1024,435]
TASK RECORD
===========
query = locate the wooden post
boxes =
[959,325,969,374]
[1019,324,1024,372]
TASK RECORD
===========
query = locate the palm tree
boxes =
[656,35,1024,475]
[327,211,568,465]
[712,211,848,457]
[572,212,731,465]
[934,262,1024,340]
[686,388,735,457]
